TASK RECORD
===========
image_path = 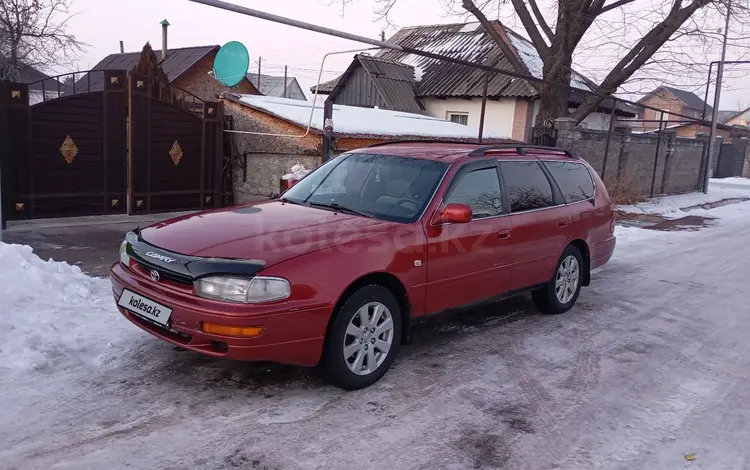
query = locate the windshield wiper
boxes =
[279,197,302,205]
[309,201,374,218]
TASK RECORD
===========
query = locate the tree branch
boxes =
[571,0,712,121]
[528,0,555,42]
[509,0,552,57]
[460,0,541,89]
[597,0,636,16]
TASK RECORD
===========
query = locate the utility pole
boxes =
[257,57,262,93]
[284,65,288,98]
[705,0,731,193]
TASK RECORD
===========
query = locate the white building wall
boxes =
[422,98,517,138]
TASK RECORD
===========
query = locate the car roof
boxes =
[347,141,579,164]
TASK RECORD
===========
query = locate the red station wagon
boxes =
[111,142,616,389]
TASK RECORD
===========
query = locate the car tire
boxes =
[320,285,402,390]
[532,245,584,315]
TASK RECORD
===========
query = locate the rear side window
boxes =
[499,161,555,213]
[445,167,503,219]
[544,162,595,203]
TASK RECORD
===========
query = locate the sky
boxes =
[64,0,750,111]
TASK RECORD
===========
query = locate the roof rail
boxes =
[364,139,493,149]
[468,145,578,159]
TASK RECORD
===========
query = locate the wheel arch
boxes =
[568,239,591,286]
[326,272,412,346]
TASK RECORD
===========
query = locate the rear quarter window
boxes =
[543,161,595,203]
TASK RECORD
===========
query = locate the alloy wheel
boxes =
[343,302,394,376]
[555,255,580,304]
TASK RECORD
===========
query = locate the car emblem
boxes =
[150,270,161,282]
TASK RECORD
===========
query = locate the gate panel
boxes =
[129,73,222,214]
[0,70,127,221]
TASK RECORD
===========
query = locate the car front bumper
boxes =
[110,262,331,367]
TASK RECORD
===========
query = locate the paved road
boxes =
[2,212,193,276]
[3,207,750,469]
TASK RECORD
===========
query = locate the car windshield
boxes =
[281,153,449,223]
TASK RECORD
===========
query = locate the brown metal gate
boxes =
[0,70,225,225]
[0,70,128,220]
[128,73,223,214]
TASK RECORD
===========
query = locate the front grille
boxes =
[135,259,193,286]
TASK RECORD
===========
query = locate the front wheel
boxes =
[320,285,402,390]
[532,245,583,315]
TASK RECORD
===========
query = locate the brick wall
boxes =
[174,53,259,102]
[224,100,398,201]
[555,118,709,197]
[224,99,322,201]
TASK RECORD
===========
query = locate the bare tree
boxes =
[336,0,746,124]
[0,0,83,77]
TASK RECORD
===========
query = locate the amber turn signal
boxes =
[201,323,264,338]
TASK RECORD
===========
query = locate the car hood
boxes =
[139,201,396,267]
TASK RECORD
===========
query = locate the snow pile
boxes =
[237,94,511,140]
[0,243,132,375]
[618,178,750,219]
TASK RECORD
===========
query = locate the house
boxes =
[633,86,750,141]
[0,57,72,104]
[247,73,307,101]
[635,86,713,134]
[222,94,514,200]
[78,45,258,101]
[723,107,750,128]
[311,21,635,141]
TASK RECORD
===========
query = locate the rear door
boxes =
[423,160,513,313]
[498,159,572,290]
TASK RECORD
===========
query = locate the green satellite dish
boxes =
[213,41,250,87]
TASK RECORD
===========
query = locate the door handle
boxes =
[497,229,511,239]
[558,218,568,227]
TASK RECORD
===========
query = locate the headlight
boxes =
[194,276,290,303]
[119,240,130,266]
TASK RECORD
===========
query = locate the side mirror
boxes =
[434,203,473,225]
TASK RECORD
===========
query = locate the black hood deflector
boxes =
[125,229,266,283]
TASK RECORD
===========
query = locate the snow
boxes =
[413,65,424,82]
[0,245,130,372]
[506,31,593,91]
[0,244,131,375]
[458,22,481,33]
[236,94,510,139]
[617,178,750,219]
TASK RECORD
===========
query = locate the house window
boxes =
[448,112,469,125]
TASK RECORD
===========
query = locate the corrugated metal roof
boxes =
[312,21,634,114]
[376,22,520,99]
[76,46,218,92]
[330,55,422,112]
[247,73,307,100]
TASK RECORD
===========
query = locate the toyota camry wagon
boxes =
[111,142,616,390]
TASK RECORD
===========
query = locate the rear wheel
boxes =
[320,285,402,390]
[532,245,583,315]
